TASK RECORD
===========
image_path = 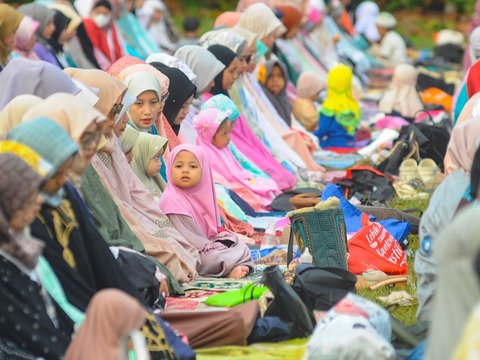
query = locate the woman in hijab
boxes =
[64,289,148,360]
[415,119,480,324]
[354,1,380,44]
[0,149,73,359]
[136,0,177,53]
[0,58,80,111]
[150,62,197,140]
[83,0,123,70]
[174,45,225,95]
[47,9,81,68]
[208,44,241,98]
[236,2,286,51]
[50,3,100,69]
[378,64,424,122]
[425,153,480,359]
[122,71,163,133]
[17,3,59,67]
[64,68,197,283]
[0,152,149,357]
[13,16,41,61]
[0,95,43,135]
[0,4,24,69]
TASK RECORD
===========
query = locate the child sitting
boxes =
[292,71,325,132]
[259,59,293,127]
[194,108,281,212]
[159,144,253,279]
[130,132,168,201]
[120,125,140,164]
[314,64,361,149]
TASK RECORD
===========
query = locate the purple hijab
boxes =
[0,58,79,110]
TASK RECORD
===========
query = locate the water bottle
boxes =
[260,223,277,250]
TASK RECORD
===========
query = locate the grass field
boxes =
[358,197,430,325]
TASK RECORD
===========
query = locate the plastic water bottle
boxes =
[260,223,277,250]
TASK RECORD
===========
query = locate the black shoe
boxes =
[262,265,315,338]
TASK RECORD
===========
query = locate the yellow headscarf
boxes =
[0,4,24,65]
[322,64,360,135]
[0,140,52,177]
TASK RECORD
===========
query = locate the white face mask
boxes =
[92,14,111,28]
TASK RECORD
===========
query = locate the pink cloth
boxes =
[194,108,281,209]
[160,144,220,239]
[231,114,297,190]
[214,12,242,27]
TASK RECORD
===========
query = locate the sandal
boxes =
[399,158,418,183]
[418,158,439,189]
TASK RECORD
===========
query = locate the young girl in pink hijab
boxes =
[194,108,282,211]
[160,144,253,279]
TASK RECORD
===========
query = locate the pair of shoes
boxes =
[262,265,315,338]
[393,179,429,200]
[399,158,440,188]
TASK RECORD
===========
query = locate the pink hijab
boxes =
[106,56,144,78]
[194,108,281,209]
[160,144,220,239]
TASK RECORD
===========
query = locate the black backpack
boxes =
[291,264,357,311]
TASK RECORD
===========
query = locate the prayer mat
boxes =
[165,290,225,313]
[196,338,308,360]
[313,150,362,169]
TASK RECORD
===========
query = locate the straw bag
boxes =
[287,206,349,269]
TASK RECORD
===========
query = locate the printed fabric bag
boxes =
[348,222,408,275]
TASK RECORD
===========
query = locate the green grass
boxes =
[357,197,430,325]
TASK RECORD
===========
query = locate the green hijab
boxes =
[7,116,78,177]
[131,133,168,198]
[120,125,140,154]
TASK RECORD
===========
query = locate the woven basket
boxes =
[287,207,348,270]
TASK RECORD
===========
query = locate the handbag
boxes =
[287,206,349,269]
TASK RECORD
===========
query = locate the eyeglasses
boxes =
[80,128,102,150]
[110,103,124,118]
[161,92,170,103]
